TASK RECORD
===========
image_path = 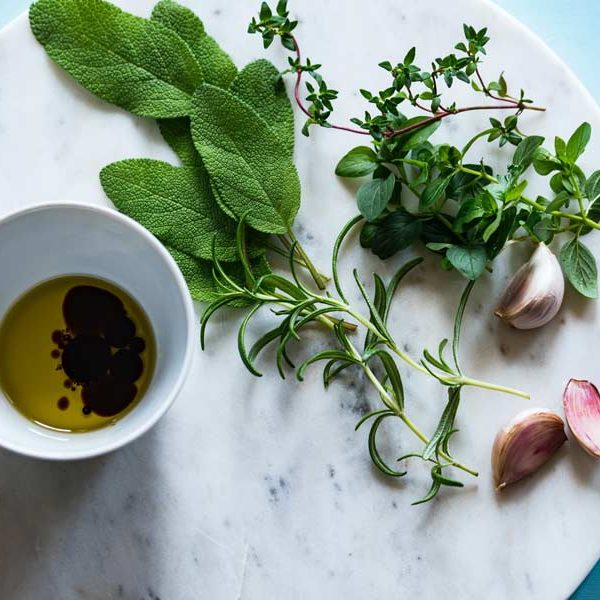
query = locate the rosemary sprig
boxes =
[201,218,529,503]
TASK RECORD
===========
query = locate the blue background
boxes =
[1,1,598,597]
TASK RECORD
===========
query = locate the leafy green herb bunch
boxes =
[253,1,600,298]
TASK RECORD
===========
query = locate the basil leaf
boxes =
[357,174,395,221]
[100,159,261,262]
[566,122,592,164]
[446,245,487,280]
[230,60,294,158]
[151,0,237,89]
[30,0,203,118]
[191,84,300,234]
[158,118,200,167]
[512,136,544,172]
[560,238,598,298]
[335,146,378,178]
[420,175,451,210]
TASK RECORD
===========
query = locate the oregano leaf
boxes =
[566,122,592,164]
[335,146,378,178]
[559,238,598,299]
[446,245,487,280]
[357,173,395,221]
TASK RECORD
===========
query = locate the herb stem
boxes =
[287,36,545,140]
[347,339,478,476]
[280,231,330,289]
[456,166,600,232]
[461,128,495,157]
[459,165,497,182]
[333,299,530,398]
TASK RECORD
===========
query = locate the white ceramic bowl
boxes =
[0,203,196,460]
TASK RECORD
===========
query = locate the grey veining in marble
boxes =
[1,1,600,598]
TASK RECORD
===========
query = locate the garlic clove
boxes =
[495,243,564,330]
[563,379,600,458]
[492,408,567,490]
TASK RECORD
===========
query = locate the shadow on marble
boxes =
[565,443,600,488]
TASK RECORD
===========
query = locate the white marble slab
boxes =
[0,1,599,598]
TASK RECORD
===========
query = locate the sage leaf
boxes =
[158,118,199,167]
[100,159,259,262]
[230,60,294,157]
[566,122,591,164]
[559,238,598,299]
[357,173,395,221]
[191,84,300,234]
[152,0,237,90]
[30,0,203,118]
[165,247,222,302]
[335,146,378,178]
[446,245,487,280]
[168,247,268,303]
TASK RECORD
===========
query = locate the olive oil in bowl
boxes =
[0,276,156,432]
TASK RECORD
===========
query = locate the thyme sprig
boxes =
[249,1,544,137]
[201,218,528,503]
[251,0,600,298]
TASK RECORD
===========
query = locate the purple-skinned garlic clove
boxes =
[492,408,567,490]
[563,379,600,458]
[495,243,564,330]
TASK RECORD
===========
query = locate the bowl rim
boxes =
[0,202,197,460]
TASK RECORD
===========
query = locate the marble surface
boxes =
[1,1,600,598]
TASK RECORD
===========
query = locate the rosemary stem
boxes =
[350,343,478,476]
[456,377,530,399]
[285,230,330,289]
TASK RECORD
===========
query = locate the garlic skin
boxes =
[492,408,567,490]
[495,243,564,330]
[563,379,600,458]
